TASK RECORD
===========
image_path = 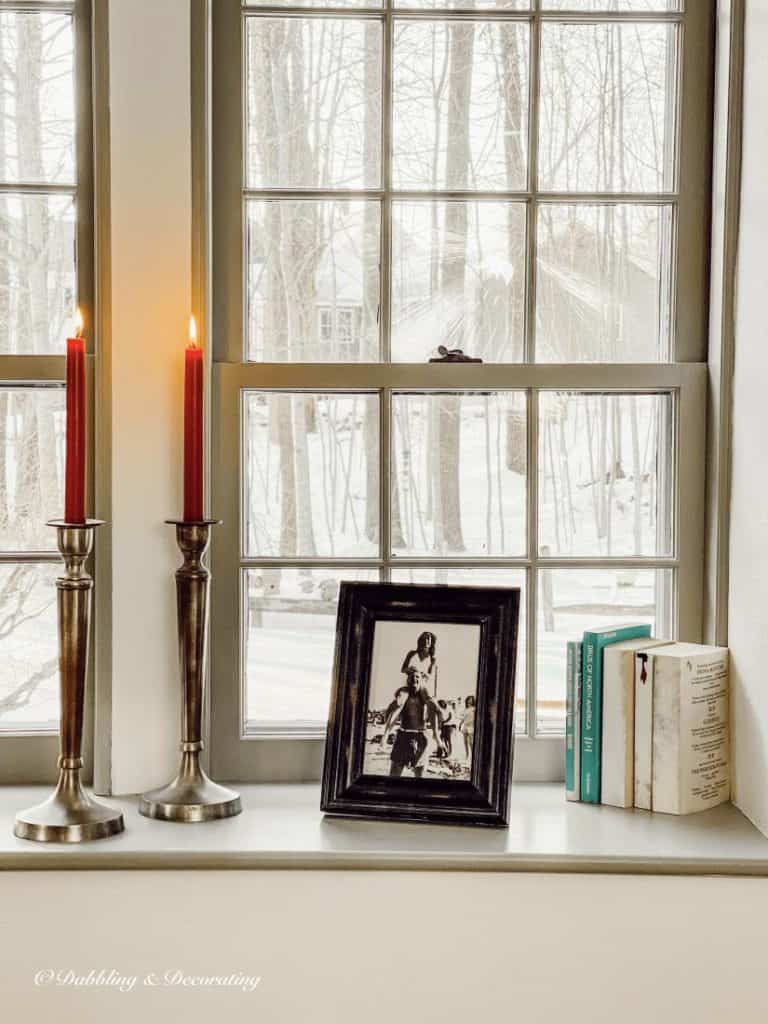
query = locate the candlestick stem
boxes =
[139,520,241,822]
[14,521,124,843]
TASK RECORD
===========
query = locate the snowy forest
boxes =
[0,9,75,729]
[0,6,678,731]
[241,11,676,729]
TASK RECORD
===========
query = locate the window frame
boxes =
[0,0,94,783]
[210,0,715,783]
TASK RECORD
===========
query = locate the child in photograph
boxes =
[438,699,457,757]
[381,631,445,777]
[460,695,476,763]
[400,630,438,695]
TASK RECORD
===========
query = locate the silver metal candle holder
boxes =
[14,521,125,843]
[139,520,241,822]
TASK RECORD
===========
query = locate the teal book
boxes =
[580,623,651,804]
[566,640,582,801]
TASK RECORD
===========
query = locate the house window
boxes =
[210,0,714,781]
[0,0,92,779]
[318,308,333,347]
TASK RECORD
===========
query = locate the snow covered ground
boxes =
[0,396,671,734]
[0,564,59,730]
[244,566,665,735]
[243,392,670,735]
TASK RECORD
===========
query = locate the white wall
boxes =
[729,1,768,835]
[2,870,767,1022]
[107,0,192,794]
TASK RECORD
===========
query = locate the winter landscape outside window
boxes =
[0,0,92,779]
[210,0,714,781]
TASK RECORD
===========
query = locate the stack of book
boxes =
[566,624,730,814]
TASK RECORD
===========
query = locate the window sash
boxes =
[215,0,714,365]
[0,0,94,782]
[210,0,714,781]
[210,360,706,781]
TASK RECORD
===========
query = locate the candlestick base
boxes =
[139,519,241,823]
[14,764,125,843]
[139,750,241,823]
[14,520,124,844]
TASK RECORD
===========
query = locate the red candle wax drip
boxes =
[184,316,204,522]
[64,315,86,524]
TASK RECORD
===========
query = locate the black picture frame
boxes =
[321,582,520,828]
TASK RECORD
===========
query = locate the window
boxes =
[0,0,92,781]
[210,0,713,781]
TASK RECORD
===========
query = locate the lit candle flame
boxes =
[74,307,84,338]
[189,314,198,348]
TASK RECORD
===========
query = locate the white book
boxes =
[649,643,729,815]
[566,640,582,801]
[634,649,656,810]
[602,638,668,808]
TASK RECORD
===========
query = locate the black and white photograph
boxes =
[363,620,480,782]
[321,582,520,827]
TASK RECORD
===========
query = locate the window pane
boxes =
[390,567,527,733]
[246,199,380,363]
[392,201,525,363]
[396,0,529,7]
[538,22,678,193]
[0,193,76,355]
[244,566,379,729]
[393,20,529,191]
[536,204,672,362]
[243,391,379,558]
[538,392,674,557]
[0,11,75,185]
[392,392,526,557]
[0,385,64,551]
[537,568,673,735]
[0,562,59,731]
[245,17,382,190]
[543,1,679,9]
[245,0,381,6]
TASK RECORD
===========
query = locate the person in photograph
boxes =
[438,699,457,757]
[460,695,476,762]
[400,631,438,695]
[382,633,445,777]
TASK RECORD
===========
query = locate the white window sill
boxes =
[1,783,767,874]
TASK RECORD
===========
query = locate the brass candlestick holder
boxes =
[139,520,241,822]
[14,521,125,843]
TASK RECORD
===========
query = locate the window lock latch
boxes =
[428,346,483,364]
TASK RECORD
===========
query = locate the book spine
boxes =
[565,643,574,798]
[574,643,582,800]
[683,652,729,812]
[672,653,729,814]
[580,639,599,803]
[634,652,654,810]
[651,656,683,813]
[566,641,579,801]
[582,625,651,804]
[600,647,634,809]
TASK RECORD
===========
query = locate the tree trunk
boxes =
[14,14,53,545]
[436,22,475,553]
[500,22,526,361]
[362,22,386,545]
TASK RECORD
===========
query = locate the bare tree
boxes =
[1,13,69,724]
[434,22,475,554]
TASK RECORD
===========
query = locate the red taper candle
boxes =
[184,315,204,521]
[64,309,86,524]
